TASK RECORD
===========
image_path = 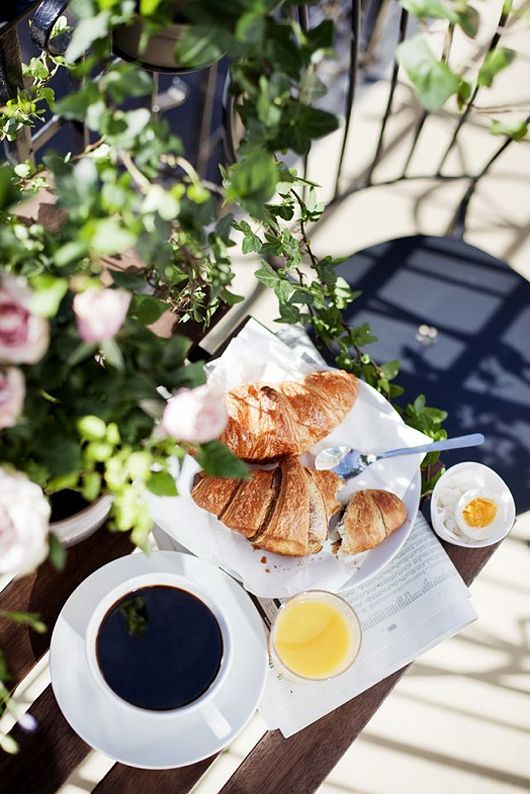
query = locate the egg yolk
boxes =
[463,497,497,528]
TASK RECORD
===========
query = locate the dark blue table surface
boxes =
[323,234,530,513]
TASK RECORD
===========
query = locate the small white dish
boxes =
[430,462,516,548]
[50,551,268,769]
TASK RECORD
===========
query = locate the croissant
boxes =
[337,489,407,555]
[191,459,342,557]
[219,370,358,462]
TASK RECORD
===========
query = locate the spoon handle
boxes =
[380,433,485,459]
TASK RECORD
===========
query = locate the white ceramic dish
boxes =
[430,462,516,548]
[148,322,429,598]
[50,495,112,547]
[50,551,268,769]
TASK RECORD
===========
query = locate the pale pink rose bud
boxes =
[0,468,50,576]
[0,367,25,429]
[0,275,49,364]
[73,288,131,343]
[162,383,227,443]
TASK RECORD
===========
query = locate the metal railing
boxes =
[1,0,528,239]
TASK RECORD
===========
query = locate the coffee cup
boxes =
[85,572,232,738]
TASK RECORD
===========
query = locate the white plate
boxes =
[430,462,516,548]
[50,551,268,769]
[148,386,424,599]
[148,322,429,598]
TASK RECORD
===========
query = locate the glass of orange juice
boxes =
[270,590,362,681]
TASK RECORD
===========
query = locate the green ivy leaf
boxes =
[477,48,516,88]
[0,164,21,210]
[84,218,136,256]
[0,610,47,633]
[174,26,224,70]
[100,63,153,103]
[490,119,528,141]
[236,220,262,253]
[400,0,458,23]
[455,3,479,38]
[255,260,280,289]
[65,10,111,63]
[196,441,249,479]
[29,275,68,318]
[146,470,178,497]
[351,322,378,346]
[225,151,279,218]
[140,0,162,15]
[40,437,82,477]
[280,103,338,155]
[305,19,334,51]
[397,35,459,112]
[456,79,472,110]
[236,11,266,46]
[53,84,100,120]
[48,533,67,572]
[380,359,400,381]
[54,240,89,267]
[130,294,167,324]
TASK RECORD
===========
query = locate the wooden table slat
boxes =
[92,756,216,794]
[91,540,499,794]
[217,541,499,794]
[0,688,89,794]
[0,531,133,689]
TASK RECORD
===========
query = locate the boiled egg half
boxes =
[455,488,505,540]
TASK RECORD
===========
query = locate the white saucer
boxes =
[430,462,516,548]
[50,551,268,769]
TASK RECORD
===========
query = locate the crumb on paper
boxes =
[331,539,341,556]
[260,555,267,564]
[265,568,270,573]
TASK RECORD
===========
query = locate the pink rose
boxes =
[162,382,227,443]
[0,468,50,576]
[73,288,131,343]
[0,367,25,429]
[0,275,49,364]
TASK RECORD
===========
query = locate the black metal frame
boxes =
[0,0,527,242]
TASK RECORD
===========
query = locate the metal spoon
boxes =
[314,433,485,479]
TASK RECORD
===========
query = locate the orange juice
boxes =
[271,592,361,680]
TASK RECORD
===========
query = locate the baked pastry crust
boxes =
[220,370,358,461]
[253,458,310,556]
[338,489,407,554]
[307,469,341,521]
[191,458,342,557]
[221,468,278,539]
[191,473,241,518]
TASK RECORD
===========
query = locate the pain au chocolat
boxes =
[219,370,358,462]
[192,458,341,557]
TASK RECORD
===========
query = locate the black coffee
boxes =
[96,585,223,710]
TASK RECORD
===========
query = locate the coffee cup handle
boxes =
[199,702,231,739]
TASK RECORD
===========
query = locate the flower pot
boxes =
[113,12,223,73]
[49,491,113,548]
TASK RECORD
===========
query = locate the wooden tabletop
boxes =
[0,528,499,794]
[0,315,503,794]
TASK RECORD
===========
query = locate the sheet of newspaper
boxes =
[256,512,477,737]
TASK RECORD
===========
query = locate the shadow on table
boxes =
[319,235,530,513]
